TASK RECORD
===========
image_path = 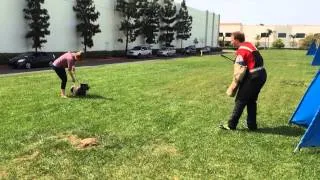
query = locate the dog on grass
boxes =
[70,83,90,96]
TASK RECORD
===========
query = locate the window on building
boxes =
[261,33,267,38]
[219,33,223,37]
[278,33,286,38]
[295,33,305,38]
[225,33,232,37]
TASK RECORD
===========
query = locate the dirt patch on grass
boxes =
[173,176,180,180]
[288,64,297,67]
[151,141,179,156]
[61,134,98,150]
[280,80,307,87]
[0,170,8,179]
[14,150,40,162]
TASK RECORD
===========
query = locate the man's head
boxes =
[231,31,245,48]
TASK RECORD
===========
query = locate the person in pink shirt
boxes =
[52,51,82,98]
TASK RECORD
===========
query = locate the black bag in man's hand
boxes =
[70,83,90,96]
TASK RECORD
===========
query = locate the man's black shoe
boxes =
[248,127,258,131]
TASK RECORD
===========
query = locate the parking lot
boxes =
[0,51,224,75]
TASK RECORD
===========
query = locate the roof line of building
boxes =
[221,22,320,26]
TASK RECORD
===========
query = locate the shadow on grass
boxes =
[300,148,320,154]
[70,94,114,100]
[253,125,305,137]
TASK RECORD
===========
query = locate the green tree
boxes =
[175,0,192,48]
[255,34,261,47]
[116,0,140,53]
[73,0,101,53]
[159,0,177,46]
[219,33,225,47]
[289,34,297,48]
[193,38,199,46]
[266,29,273,48]
[23,0,50,53]
[272,39,285,49]
[139,0,161,44]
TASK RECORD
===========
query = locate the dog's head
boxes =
[80,83,90,90]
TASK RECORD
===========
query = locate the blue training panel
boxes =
[296,109,320,150]
[290,70,320,127]
[311,47,320,66]
[307,41,317,56]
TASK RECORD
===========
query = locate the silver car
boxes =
[127,45,152,58]
[157,47,176,57]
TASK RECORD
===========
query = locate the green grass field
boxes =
[1,50,320,179]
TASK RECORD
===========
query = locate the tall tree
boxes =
[219,33,225,47]
[255,34,261,47]
[289,34,297,48]
[266,29,273,48]
[175,0,192,48]
[73,0,101,53]
[139,0,161,44]
[116,0,140,53]
[159,0,177,46]
[23,0,50,53]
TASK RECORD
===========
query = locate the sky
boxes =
[175,0,320,25]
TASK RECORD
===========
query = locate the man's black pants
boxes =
[228,69,267,129]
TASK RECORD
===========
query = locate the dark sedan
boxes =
[183,45,197,55]
[8,52,56,69]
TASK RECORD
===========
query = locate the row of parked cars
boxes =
[8,52,56,69]
[126,45,220,58]
[7,45,221,69]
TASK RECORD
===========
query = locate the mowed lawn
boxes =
[1,50,320,179]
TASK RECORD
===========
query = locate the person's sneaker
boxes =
[219,124,235,130]
[60,95,68,98]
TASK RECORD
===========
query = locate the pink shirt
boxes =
[53,52,75,71]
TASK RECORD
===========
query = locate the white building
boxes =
[220,23,320,48]
[0,0,220,53]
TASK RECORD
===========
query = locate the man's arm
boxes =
[233,55,247,83]
[226,55,247,97]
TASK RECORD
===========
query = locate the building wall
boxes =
[220,23,320,48]
[212,14,220,47]
[206,11,213,46]
[0,0,28,53]
[185,7,207,48]
[0,0,219,53]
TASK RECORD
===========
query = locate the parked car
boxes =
[200,46,212,54]
[211,46,223,52]
[157,47,176,57]
[126,45,152,58]
[8,52,55,69]
[183,45,197,55]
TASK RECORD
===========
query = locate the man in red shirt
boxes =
[52,51,82,98]
[221,32,267,130]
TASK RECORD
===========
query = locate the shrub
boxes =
[272,39,285,49]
